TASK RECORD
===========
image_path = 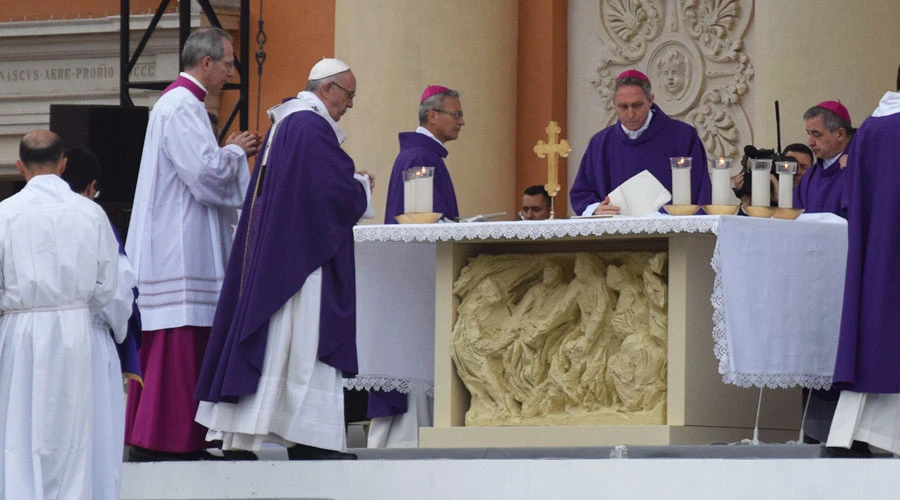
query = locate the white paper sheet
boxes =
[607,170,672,216]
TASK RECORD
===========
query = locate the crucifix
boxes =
[533,121,571,219]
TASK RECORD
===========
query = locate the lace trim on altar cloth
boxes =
[355,216,721,243]
[344,376,434,397]
[710,241,834,390]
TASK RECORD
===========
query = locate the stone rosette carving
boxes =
[591,0,754,162]
[450,252,668,427]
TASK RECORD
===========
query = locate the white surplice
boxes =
[91,252,137,500]
[0,174,119,499]
[126,84,250,330]
[195,92,373,452]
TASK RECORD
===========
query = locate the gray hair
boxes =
[613,77,652,101]
[305,73,346,92]
[182,27,232,70]
[418,89,461,125]
[803,106,854,136]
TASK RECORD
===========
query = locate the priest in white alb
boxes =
[0,130,120,498]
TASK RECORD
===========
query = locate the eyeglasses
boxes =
[215,58,235,69]
[330,81,356,101]
[435,109,464,120]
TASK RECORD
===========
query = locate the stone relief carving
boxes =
[591,0,754,162]
[450,252,668,426]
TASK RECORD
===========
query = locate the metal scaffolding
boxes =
[118,0,250,138]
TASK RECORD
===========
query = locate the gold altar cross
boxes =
[533,121,571,219]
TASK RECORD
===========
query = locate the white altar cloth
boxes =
[348,213,848,394]
[712,213,847,389]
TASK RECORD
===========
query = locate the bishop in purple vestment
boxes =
[793,101,854,218]
[570,70,710,216]
[368,86,463,444]
[384,85,463,223]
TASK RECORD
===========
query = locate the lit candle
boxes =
[669,157,692,205]
[415,168,434,212]
[709,157,733,205]
[775,161,798,209]
[750,159,772,207]
[403,168,417,213]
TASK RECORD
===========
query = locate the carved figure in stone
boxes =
[450,278,517,420]
[535,254,617,414]
[504,261,578,413]
[605,252,668,410]
[606,332,667,411]
[643,252,668,342]
[450,251,669,426]
[655,49,689,98]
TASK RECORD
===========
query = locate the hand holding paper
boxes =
[607,170,672,216]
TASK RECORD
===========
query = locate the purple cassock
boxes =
[792,157,848,218]
[195,104,367,404]
[384,132,459,224]
[832,108,900,392]
[569,103,710,214]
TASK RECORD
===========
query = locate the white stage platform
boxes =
[120,446,899,500]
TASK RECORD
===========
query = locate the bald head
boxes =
[18,130,66,179]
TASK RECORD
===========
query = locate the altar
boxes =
[352,213,848,448]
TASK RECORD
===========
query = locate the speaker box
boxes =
[49,104,149,236]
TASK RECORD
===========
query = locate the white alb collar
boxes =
[621,109,654,140]
[179,72,208,95]
[872,91,900,117]
[415,126,443,146]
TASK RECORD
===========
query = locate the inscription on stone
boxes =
[0,61,157,95]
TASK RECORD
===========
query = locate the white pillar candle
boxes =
[750,159,772,207]
[774,161,798,209]
[778,173,793,208]
[709,157,733,205]
[669,157,692,205]
[403,173,416,213]
[416,176,434,213]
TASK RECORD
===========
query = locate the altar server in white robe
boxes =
[124,26,259,461]
[62,146,138,498]
[0,130,119,499]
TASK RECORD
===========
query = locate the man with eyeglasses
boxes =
[196,58,374,461]
[570,69,709,215]
[124,26,260,462]
[368,85,464,449]
[384,85,464,224]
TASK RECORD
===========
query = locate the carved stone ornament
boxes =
[591,0,754,161]
[450,252,668,426]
